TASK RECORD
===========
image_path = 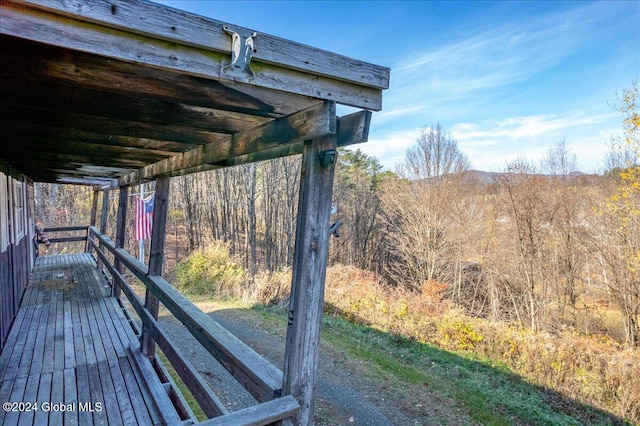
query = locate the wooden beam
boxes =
[119,101,335,186]
[89,190,99,228]
[44,236,86,244]
[1,122,210,153]
[0,150,149,170]
[337,110,372,147]
[141,176,170,358]
[42,226,89,233]
[283,135,338,425]
[118,107,369,184]
[7,0,389,90]
[96,189,110,269]
[0,133,178,166]
[99,190,110,235]
[0,37,293,118]
[225,110,372,167]
[87,190,99,252]
[198,395,300,426]
[1,2,386,109]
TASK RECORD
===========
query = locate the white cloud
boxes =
[451,113,621,172]
[358,111,620,173]
[357,129,421,171]
[452,113,616,141]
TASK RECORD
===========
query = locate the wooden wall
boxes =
[0,165,33,352]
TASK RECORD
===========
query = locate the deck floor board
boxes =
[0,253,180,425]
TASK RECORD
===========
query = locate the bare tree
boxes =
[492,159,558,331]
[381,123,471,290]
[399,123,470,181]
[543,137,577,176]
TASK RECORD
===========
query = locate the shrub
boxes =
[247,269,291,309]
[437,312,484,351]
[171,241,244,297]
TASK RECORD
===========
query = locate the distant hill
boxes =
[460,169,590,184]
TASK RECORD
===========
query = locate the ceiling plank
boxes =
[0,103,232,147]
[1,123,203,153]
[0,137,176,162]
[0,77,273,133]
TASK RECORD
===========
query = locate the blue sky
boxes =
[158,1,639,173]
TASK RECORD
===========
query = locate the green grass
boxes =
[156,350,208,422]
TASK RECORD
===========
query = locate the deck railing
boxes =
[36,225,299,425]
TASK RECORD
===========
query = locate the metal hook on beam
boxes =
[329,220,343,238]
[222,24,257,81]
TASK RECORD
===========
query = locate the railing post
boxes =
[141,175,170,358]
[86,189,99,253]
[96,189,110,270]
[282,133,337,425]
[113,186,129,299]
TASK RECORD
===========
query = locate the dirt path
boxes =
[159,302,475,425]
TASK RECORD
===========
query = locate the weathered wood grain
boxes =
[90,232,232,418]
[113,186,128,299]
[198,395,300,426]
[225,110,372,167]
[283,135,338,425]
[139,301,229,418]
[0,37,305,118]
[126,346,183,425]
[63,368,79,426]
[141,175,169,357]
[8,0,389,90]
[0,253,189,425]
[1,102,230,148]
[1,2,386,109]
[0,76,272,132]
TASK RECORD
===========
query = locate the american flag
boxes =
[134,195,154,240]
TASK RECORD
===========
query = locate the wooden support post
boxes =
[90,189,99,226]
[283,134,338,425]
[96,189,110,270]
[113,186,129,299]
[86,189,99,252]
[141,175,170,358]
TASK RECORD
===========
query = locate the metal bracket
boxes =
[222,24,257,81]
[329,221,343,238]
[319,149,337,168]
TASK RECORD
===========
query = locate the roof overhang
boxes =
[0,0,389,187]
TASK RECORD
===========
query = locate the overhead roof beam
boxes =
[119,101,337,187]
[120,108,372,185]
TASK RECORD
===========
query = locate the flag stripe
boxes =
[134,195,153,240]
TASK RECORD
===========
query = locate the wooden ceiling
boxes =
[0,0,389,187]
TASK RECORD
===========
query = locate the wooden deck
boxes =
[0,253,183,426]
